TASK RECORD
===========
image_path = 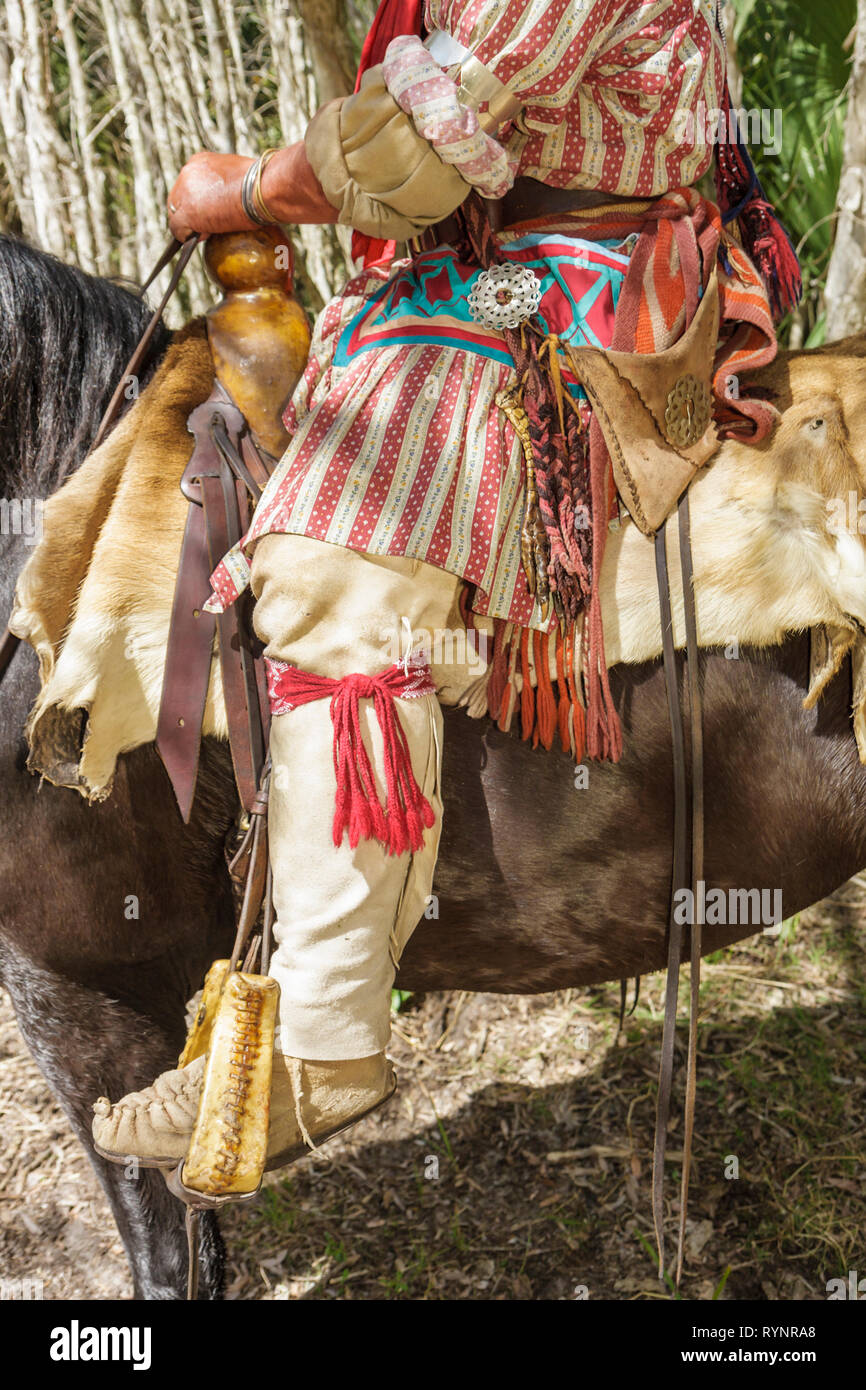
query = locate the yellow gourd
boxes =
[204,227,311,460]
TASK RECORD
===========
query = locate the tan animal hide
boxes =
[599,340,866,760]
[9,322,228,796]
[12,330,866,799]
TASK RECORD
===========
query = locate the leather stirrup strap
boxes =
[156,388,242,821]
[157,385,271,819]
[676,491,704,1286]
[155,497,216,822]
[653,518,689,1281]
[200,466,264,813]
[652,493,705,1286]
[228,760,272,970]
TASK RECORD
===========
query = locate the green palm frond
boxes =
[730,0,855,343]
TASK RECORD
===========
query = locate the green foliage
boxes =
[731,0,856,343]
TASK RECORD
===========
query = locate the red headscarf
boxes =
[351,0,425,266]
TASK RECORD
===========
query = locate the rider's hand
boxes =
[167,152,258,241]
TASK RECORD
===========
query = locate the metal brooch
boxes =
[467,263,542,331]
[664,373,711,449]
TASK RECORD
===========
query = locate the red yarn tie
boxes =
[266,655,436,856]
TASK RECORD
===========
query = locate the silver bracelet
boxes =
[241,157,271,227]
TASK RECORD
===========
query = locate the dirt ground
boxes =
[1,882,864,1302]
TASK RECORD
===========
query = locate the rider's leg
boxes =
[93,534,462,1165]
[255,534,455,1158]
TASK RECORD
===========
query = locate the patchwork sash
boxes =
[334,233,633,387]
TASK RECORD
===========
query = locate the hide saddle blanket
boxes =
[10,319,866,802]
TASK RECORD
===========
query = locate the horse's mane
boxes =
[0,234,170,494]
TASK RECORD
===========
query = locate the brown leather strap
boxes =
[157,387,248,820]
[675,491,704,1286]
[415,180,637,253]
[91,236,199,451]
[158,384,272,820]
[653,518,688,1281]
[211,413,268,502]
[200,467,263,814]
[155,495,216,823]
[229,760,272,970]
[241,432,275,496]
[0,625,21,685]
[652,492,705,1286]
[500,177,635,226]
[261,862,275,976]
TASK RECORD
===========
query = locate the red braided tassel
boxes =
[565,627,586,764]
[555,631,572,753]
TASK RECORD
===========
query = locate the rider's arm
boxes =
[279,0,624,239]
[169,1,717,240]
[294,66,475,239]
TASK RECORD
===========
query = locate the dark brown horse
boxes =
[1,235,864,1298]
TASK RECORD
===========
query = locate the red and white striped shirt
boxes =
[412,0,726,195]
[205,2,730,621]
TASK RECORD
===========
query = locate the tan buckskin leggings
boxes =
[251,533,474,1060]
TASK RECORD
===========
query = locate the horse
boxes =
[1,233,864,1299]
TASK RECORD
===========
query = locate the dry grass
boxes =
[1,882,864,1301]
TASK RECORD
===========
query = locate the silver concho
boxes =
[467,263,542,331]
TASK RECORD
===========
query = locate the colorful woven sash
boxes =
[334,234,633,387]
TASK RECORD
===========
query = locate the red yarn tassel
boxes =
[519,626,535,742]
[714,81,802,322]
[487,619,510,723]
[266,657,436,855]
[497,639,519,732]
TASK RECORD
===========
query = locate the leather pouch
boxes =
[565,268,722,535]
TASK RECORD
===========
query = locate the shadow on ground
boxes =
[222,895,866,1300]
[1,886,864,1300]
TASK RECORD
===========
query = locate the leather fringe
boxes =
[486,618,586,757]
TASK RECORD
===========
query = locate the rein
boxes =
[0,625,20,683]
[654,493,704,1284]
[93,235,200,450]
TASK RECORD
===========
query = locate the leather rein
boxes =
[654,496,704,1286]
